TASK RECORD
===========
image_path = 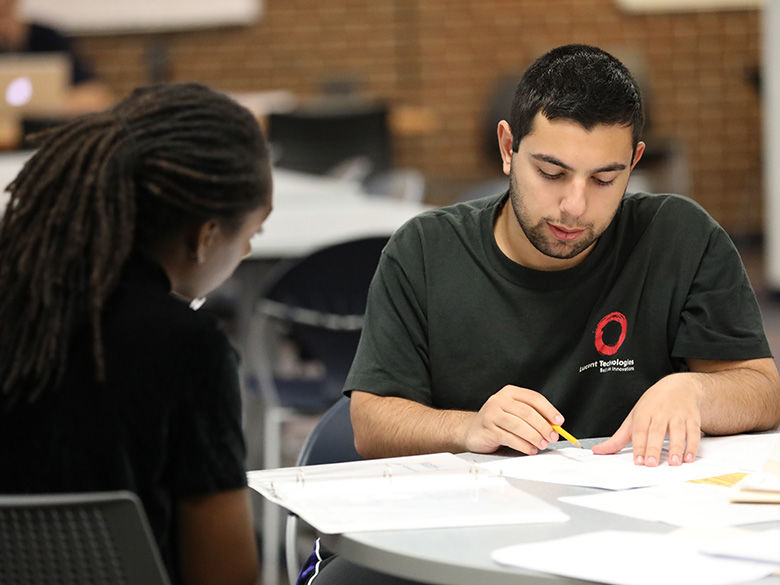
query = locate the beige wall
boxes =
[75,0,762,236]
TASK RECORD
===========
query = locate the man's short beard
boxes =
[507,172,598,260]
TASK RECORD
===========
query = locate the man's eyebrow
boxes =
[530,153,627,174]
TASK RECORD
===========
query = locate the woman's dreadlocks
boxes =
[0,82,271,406]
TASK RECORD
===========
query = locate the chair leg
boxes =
[285,515,300,585]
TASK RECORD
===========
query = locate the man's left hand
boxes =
[591,373,703,466]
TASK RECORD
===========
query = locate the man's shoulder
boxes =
[387,192,503,260]
[621,192,717,231]
[623,191,705,211]
[397,192,503,236]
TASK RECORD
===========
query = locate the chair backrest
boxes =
[286,396,361,585]
[256,236,389,405]
[0,490,171,585]
[268,100,391,180]
[295,396,361,467]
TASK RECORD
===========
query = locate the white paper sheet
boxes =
[560,481,780,527]
[696,434,780,471]
[247,452,568,533]
[699,528,780,564]
[491,530,775,585]
[480,433,779,490]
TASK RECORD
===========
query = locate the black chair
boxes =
[247,235,389,416]
[268,99,425,202]
[0,490,171,585]
[284,396,361,585]
[268,100,392,181]
[245,236,387,585]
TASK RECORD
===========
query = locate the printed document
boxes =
[480,433,779,490]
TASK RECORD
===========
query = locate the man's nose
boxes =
[559,179,587,219]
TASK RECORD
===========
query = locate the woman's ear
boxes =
[190,220,219,264]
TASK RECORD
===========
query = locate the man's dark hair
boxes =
[0,82,272,405]
[509,44,644,152]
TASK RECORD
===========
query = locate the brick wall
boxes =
[74,1,763,236]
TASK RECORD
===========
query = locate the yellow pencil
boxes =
[551,424,583,448]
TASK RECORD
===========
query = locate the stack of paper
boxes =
[730,433,780,503]
[730,472,780,503]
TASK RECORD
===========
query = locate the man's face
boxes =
[503,113,643,270]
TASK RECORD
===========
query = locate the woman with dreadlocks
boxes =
[0,82,272,585]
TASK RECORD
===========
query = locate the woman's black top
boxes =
[0,255,248,583]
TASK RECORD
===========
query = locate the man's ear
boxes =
[497,121,514,176]
[631,141,646,169]
[190,220,219,264]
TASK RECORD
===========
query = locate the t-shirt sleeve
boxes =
[672,224,772,360]
[170,326,248,497]
[344,224,434,405]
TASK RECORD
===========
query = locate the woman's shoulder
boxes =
[104,258,232,358]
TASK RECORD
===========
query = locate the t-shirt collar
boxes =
[482,191,620,289]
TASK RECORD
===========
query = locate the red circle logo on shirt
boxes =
[595,312,627,356]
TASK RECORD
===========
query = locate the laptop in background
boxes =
[0,53,70,118]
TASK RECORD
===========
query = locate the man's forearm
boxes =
[350,391,472,459]
[690,357,780,435]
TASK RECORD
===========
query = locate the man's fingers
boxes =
[591,417,632,455]
[641,416,669,467]
[467,386,563,453]
[684,418,701,463]
[516,389,564,428]
[495,427,539,455]
[501,400,559,447]
[492,410,549,450]
[666,418,686,466]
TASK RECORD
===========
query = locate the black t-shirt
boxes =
[344,192,772,438]
[0,255,248,584]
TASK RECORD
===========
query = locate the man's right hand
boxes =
[462,385,564,454]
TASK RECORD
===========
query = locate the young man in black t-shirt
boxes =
[306,43,780,585]
[348,44,780,469]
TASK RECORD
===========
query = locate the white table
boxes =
[0,152,428,259]
[250,167,427,259]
